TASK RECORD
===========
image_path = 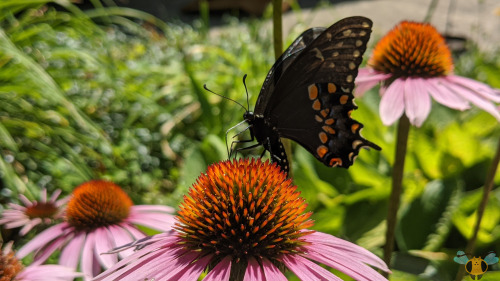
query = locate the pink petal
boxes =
[153,251,205,280]
[204,256,232,281]
[305,248,388,281]
[175,254,212,281]
[19,194,32,206]
[49,189,62,203]
[19,218,41,235]
[261,258,287,281]
[127,212,175,232]
[379,78,405,126]
[94,236,184,281]
[60,231,85,269]
[282,254,342,281]
[447,75,500,103]
[16,223,68,259]
[17,265,85,280]
[303,232,389,271]
[40,188,47,202]
[32,235,68,265]
[107,225,136,258]
[131,205,175,213]
[355,68,391,97]
[81,231,97,280]
[403,78,431,127]
[121,223,146,240]
[441,79,500,121]
[94,227,118,269]
[243,257,265,281]
[426,78,470,110]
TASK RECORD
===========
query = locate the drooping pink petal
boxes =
[120,222,147,240]
[204,256,232,281]
[282,254,343,281]
[16,223,68,259]
[174,254,212,281]
[426,78,470,110]
[59,231,85,270]
[19,218,41,235]
[16,265,85,281]
[32,234,68,265]
[243,257,265,281]
[261,258,287,281]
[107,225,136,258]
[379,78,406,126]
[127,212,175,232]
[441,78,500,121]
[355,68,391,97]
[305,247,387,281]
[94,235,183,281]
[152,250,204,280]
[94,227,118,269]
[302,232,389,271]
[403,78,431,127]
[81,231,97,280]
[447,75,500,103]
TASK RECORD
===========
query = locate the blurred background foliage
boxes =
[0,0,499,280]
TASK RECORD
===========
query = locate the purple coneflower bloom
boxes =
[95,159,389,281]
[0,188,67,236]
[1,242,84,281]
[355,21,500,127]
[15,180,176,280]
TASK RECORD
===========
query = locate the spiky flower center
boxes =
[174,159,314,266]
[0,248,23,281]
[25,202,59,219]
[66,180,133,231]
[369,21,453,78]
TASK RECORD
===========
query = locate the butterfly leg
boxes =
[225,120,252,158]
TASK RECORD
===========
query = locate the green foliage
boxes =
[0,1,499,280]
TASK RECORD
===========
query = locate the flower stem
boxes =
[383,114,410,277]
[454,137,500,281]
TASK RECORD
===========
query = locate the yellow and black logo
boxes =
[454,251,499,280]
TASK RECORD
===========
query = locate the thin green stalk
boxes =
[454,138,500,281]
[272,0,283,60]
[423,0,439,22]
[383,114,410,277]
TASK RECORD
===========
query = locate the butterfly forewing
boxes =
[256,27,326,114]
[253,16,379,169]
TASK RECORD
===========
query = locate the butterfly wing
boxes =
[484,252,499,265]
[256,27,326,113]
[454,251,469,265]
[258,16,380,168]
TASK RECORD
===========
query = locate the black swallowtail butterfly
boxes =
[235,16,381,174]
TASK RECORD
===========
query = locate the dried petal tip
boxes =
[66,180,133,230]
[370,21,453,78]
[174,158,314,264]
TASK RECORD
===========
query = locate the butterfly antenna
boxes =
[242,74,250,112]
[203,84,247,111]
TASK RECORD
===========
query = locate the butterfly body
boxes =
[241,16,381,174]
